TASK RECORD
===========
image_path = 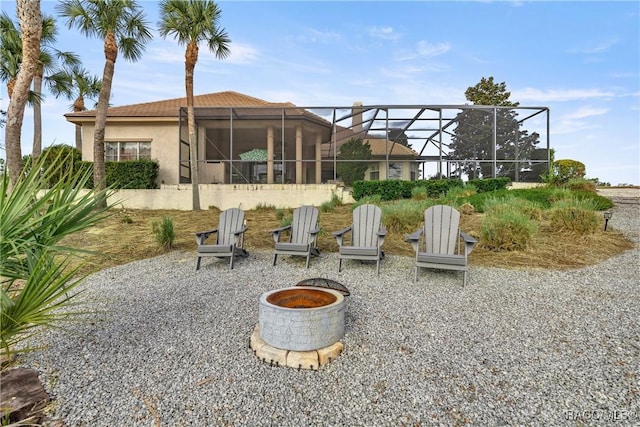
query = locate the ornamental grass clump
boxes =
[382,199,434,234]
[481,197,538,251]
[547,198,601,234]
[152,216,176,250]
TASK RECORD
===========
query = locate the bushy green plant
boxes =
[551,159,586,184]
[547,198,601,234]
[352,194,383,209]
[106,158,159,189]
[152,216,175,250]
[1,155,113,355]
[481,209,537,251]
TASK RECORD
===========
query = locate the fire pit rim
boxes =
[260,286,344,311]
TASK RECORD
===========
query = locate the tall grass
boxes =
[381,199,434,233]
[548,198,601,234]
[481,209,538,251]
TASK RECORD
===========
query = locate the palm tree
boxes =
[1,12,80,159]
[158,0,230,210]
[49,65,102,152]
[32,14,80,159]
[56,0,152,200]
[3,1,41,185]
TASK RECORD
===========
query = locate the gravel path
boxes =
[24,200,639,426]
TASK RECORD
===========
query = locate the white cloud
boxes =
[564,106,609,120]
[416,41,451,57]
[368,26,400,41]
[514,87,615,103]
[568,38,619,54]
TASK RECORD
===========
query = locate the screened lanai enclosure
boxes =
[178,103,550,185]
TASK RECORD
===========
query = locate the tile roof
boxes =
[366,138,418,157]
[65,91,294,119]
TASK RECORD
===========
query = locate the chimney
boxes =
[352,101,363,134]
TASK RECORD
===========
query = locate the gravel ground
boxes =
[23,199,640,427]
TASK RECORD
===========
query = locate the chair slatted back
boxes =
[217,208,245,246]
[290,206,319,245]
[424,205,460,255]
[352,204,382,248]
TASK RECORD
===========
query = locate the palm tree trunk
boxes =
[32,68,43,158]
[73,96,84,152]
[5,0,41,184]
[93,32,117,206]
[186,41,200,211]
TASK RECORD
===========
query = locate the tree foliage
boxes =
[337,138,371,186]
[449,77,541,181]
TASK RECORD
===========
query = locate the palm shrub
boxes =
[152,216,176,250]
[547,198,601,234]
[1,154,113,356]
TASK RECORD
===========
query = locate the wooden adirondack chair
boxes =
[271,205,321,268]
[405,204,477,286]
[195,207,248,270]
[333,204,387,274]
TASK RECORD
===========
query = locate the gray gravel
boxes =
[23,199,640,426]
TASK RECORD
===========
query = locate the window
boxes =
[410,163,418,181]
[369,164,379,180]
[388,163,402,180]
[105,141,151,161]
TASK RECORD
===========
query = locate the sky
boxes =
[1,0,639,185]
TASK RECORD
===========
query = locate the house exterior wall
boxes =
[81,121,180,185]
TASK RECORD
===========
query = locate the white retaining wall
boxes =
[108,183,355,211]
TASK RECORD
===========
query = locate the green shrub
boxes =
[106,159,159,189]
[152,216,175,250]
[279,214,293,228]
[275,208,287,220]
[549,159,586,184]
[548,198,601,234]
[481,209,537,251]
[321,193,343,212]
[467,177,510,193]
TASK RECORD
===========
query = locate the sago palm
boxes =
[158,0,231,210]
[0,152,113,356]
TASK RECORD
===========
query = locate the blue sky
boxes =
[2,1,639,185]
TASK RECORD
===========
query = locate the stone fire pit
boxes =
[252,286,345,370]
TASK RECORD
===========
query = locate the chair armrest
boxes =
[460,231,478,255]
[195,228,218,245]
[233,225,248,236]
[270,224,291,242]
[332,225,352,247]
[332,225,352,237]
[377,227,387,238]
[405,228,422,253]
[309,226,321,235]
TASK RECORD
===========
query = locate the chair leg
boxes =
[230,254,235,270]
[196,257,201,271]
[305,252,311,269]
[414,266,418,283]
[338,258,342,272]
[273,253,277,266]
[462,270,467,287]
[376,257,380,275]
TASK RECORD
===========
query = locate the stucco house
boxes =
[65,91,421,187]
